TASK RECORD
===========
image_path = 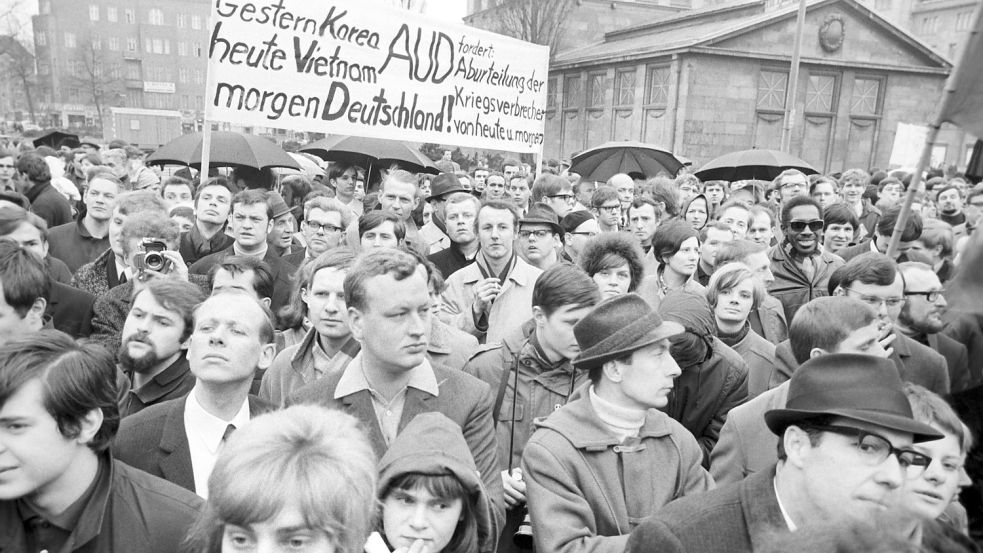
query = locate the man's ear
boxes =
[27,297,46,329]
[782,425,813,469]
[601,359,623,384]
[76,407,104,447]
[532,305,546,329]
[348,306,364,341]
[257,342,277,370]
[832,286,845,297]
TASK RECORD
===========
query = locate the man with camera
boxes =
[91,212,192,355]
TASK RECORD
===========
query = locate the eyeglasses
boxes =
[843,288,905,309]
[547,193,575,203]
[904,289,945,302]
[518,229,554,240]
[305,221,343,233]
[782,181,808,190]
[597,204,621,213]
[805,424,932,478]
[788,219,824,232]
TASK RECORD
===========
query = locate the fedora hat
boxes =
[428,172,467,200]
[519,202,564,237]
[573,294,684,370]
[265,191,292,220]
[764,353,943,442]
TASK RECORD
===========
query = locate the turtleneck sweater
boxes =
[589,386,647,442]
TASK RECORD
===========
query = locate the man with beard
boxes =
[768,196,844,321]
[178,177,235,266]
[117,279,205,418]
[47,168,120,273]
[428,192,481,279]
[897,262,970,392]
[935,185,967,239]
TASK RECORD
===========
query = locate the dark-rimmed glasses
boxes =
[904,290,945,302]
[806,424,932,478]
[305,221,343,233]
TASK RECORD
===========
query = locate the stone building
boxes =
[543,0,965,173]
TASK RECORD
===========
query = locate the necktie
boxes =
[221,423,236,442]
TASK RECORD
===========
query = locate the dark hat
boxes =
[519,202,564,237]
[764,354,943,442]
[560,210,595,234]
[428,172,467,200]
[573,294,684,370]
[265,191,292,219]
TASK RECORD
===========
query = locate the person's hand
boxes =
[473,278,502,315]
[878,329,896,359]
[502,468,527,508]
[393,538,429,553]
[161,250,189,282]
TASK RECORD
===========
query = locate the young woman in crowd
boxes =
[187,406,377,553]
[705,262,777,398]
[578,232,645,299]
[638,219,704,303]
[683,194,710,231]
[373,412,495,553]
[900,383,976,550]
[275,258,314,352]
[822,202,860,255]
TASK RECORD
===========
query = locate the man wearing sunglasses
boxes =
[768,196,844,322]
[628,353,943,553]
[829,252,950,396]
[896,262,970,393]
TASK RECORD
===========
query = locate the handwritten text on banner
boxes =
[204,1,551,152]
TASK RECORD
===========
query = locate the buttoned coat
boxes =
[443,256,542,343]
[767,245,844,322]
[521,395,713,553]
[709,383,788,485]
[113,395,274,493]
[626,466,786,553]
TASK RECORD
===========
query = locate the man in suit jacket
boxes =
[190,189,298,314]
[897,262,972,392]
[829,252,950,395]
[114,293,277,496]
[629,354,942,553]
[288,249,504,536]
[710,296,885,484]
[46,281,95,338]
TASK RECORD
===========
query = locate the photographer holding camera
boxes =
[91,211,195,355]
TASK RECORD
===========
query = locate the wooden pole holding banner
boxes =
[780,0,808,153]
[199,124,212,186]
[886,4,982,258]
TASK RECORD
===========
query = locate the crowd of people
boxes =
[0,135,982,553]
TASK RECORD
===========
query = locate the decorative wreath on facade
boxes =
[819,14,845,53]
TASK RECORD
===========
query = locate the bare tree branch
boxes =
[391,0,428,12]
[68,35,123,132]
[486,0,573,54]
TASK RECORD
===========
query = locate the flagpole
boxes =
[886,4,982,257]
[780,0,808,153]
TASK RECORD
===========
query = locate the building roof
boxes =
[551,0,951,70]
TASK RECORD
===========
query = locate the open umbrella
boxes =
[569,141,685,182]
[33,130,80,149]
[145,131,299,170]
[275,152,325,180]
[300,135,439,175]
[694,149,818,182]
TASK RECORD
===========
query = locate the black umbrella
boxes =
[569,141,684,182]
[300,135,439,175]
[33,130,80,149]
[145,132,299,170]
[694,149,818,182]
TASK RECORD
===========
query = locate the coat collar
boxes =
[740,465,788,551]
[158,397,196,492]
[534,394,673,449]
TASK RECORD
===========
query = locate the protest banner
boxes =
[203,1,551,153]
[888,122,929,168]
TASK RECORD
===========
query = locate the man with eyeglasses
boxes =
[284,196,351,267]
[837,205,922,263]
[591,186,623,233]
[768,196,844,322]
[629,352,943,553]
[897,262,970,393]
[772,169,809,204]
[829,252,950,395]
[560,211,599,265]
[516,203,563,271]
[0,149,16,192]
[530,174,575,219]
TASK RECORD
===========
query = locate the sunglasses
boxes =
[788,219,824,232]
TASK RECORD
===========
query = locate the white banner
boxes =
[204,1,550,153]
[889,122,929,168]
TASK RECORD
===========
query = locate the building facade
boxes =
[31,0,210,131]
[543,0,970,173]
[0,36,36,123]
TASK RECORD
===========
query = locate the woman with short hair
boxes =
[578,232,645,299]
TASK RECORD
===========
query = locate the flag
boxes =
[939,5,983,137]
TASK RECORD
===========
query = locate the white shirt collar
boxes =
[184,386,250,498]
[773,476,798,531]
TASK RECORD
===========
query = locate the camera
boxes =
[513,509,533,549]
[132,239,171,273]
